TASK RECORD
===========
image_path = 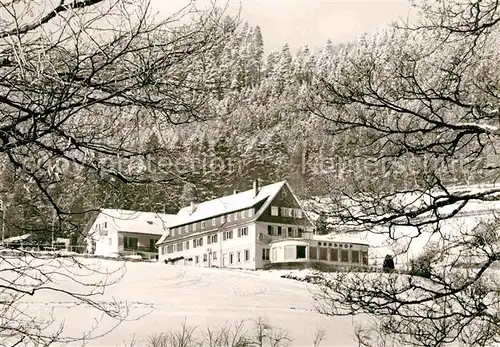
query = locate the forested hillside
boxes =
[0,19,493,242]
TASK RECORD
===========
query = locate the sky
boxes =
[150,0,412,54]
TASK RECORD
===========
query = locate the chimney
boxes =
[253,179,259,197]
[189,201,196,215]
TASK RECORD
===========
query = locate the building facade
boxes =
[269,234,369,266]
[87,209,177,260]
[156,180,315,269]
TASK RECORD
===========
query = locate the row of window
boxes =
[192,249,252,265]
[162,227,250,254]
[170,209,255,237]
[270,206,303,218]
[309,247,368,264]
[267,225,304,237]
[317,242,355,249]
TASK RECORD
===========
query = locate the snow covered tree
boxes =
[309,1,500,346]
[0,0,236,344]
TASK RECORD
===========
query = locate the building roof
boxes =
[157,180,295,245]
[171,180,287,228]
[312,233,370,246]
[3,234,31,243]
[97,209,178,236]
[269,233,370,246]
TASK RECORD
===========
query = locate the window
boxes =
[239,227,248,237]
[201,220,206,228]
[330,248,338,261]
[362,251,369,265]
[171,228,176,237]
[262,248,270,260]
[247,209,254,218]
[193,223,197,231]
[207,236,211,244]
[272,226,279,236]
[223,230,233,240]
[228,214,232,222]
[282,227,288,236]
[185,241,190,250]
[319,247,328,260]
[341,250,349,262]
[212,218,216,226]
[193,239,197,248]
[309,246,317,260]
[296,246,306,259]
[195,256,199,264]
[234,212,239,220]
[229,253,234,264]
[351,250,360,263]
[288,228,294,237]
[277,226,282,236]
[221,215,226,224]
[294,209,303,218]
[271,206,279,216]
[184,225,189,233]
[149,238,158,250]
[298,228,304,237]
[203,254,208,262]
[197,238,203,247]
[167,245,174,254]
[124,237,138,250]
[104,222,107,228]
[177,242,183,251]
[213,252,217,260]
[161,246,165,255]
[267,225,272,235]
[211,234,218,243]
[280,207,287,216]
[245,249,250,261]
[237,251,241,263]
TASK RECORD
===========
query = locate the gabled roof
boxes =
[172,180,287,228]
[156,180,295,245]
[94,209,178,236]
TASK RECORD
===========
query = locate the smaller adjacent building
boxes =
[86,209,177,260]
[269,233,369,266]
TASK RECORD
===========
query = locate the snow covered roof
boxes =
[96,209,178,236]
[3,234,31,243]
[169,180,288,229]
[312,233,370,246]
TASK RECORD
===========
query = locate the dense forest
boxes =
[0,19,494,243]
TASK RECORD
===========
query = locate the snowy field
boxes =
[18,259,364,347]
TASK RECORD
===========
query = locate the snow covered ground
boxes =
[19,260,365,347]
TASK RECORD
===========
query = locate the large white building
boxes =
[87,209,177,260]
[156,180,316,269]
